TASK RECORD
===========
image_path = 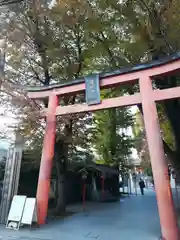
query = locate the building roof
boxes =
[71,162,118,175]
[86,163,118,175]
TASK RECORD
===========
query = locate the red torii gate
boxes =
[27,54,180,240]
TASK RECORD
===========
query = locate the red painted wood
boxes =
[36,94,58,225]
[54,94,141,116]
[139,76,179,240]
[153,86,180,102]
[28,58,180,99]
[38,87,180,117]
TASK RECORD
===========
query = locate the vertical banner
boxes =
[85,74,101,105]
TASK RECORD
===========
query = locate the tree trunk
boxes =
[136,103,178,168]
[54,140,68,215]
[163,99,180,171]
[55,159,66,214]
[155,76,180,171]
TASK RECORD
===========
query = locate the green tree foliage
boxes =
[92,108,134,166]
[2,0,180,211]
[133,107,174,176]
[0,1,99,213]
[107,0,180,169]
[1,0,136,172]
[78,0,180,170]
[157,104,175,151]
[133,111,152,176]
[92,89,134,166]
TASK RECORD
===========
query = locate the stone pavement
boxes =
[0,188,161,240]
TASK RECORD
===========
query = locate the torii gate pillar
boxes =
[139,76,179,240]
[36,95,58,225]
[27,53,180,238]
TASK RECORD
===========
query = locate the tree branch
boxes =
[74,24,83,78]
[137,0,173,54]
[26,56,45,85]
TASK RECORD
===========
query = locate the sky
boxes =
[0,107,17,130]
[0,107,17,149]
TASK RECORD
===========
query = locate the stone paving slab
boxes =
[0,188,161,240]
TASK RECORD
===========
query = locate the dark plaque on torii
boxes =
[85,74,101,105]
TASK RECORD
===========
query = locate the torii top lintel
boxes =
[26,53,180,100]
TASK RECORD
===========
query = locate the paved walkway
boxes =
[0,188,161,240]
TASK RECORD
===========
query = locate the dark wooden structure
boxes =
[66,163,119,203]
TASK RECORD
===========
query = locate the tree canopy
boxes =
[1,0,180,212]
[133,111,152,176]
[0,0,137,212]
[92,90,134,166]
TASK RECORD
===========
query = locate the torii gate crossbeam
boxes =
[27,53,180,240]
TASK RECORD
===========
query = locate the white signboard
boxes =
[6,195,27,230]
[7,195,26,222]
[21,198,37,225]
